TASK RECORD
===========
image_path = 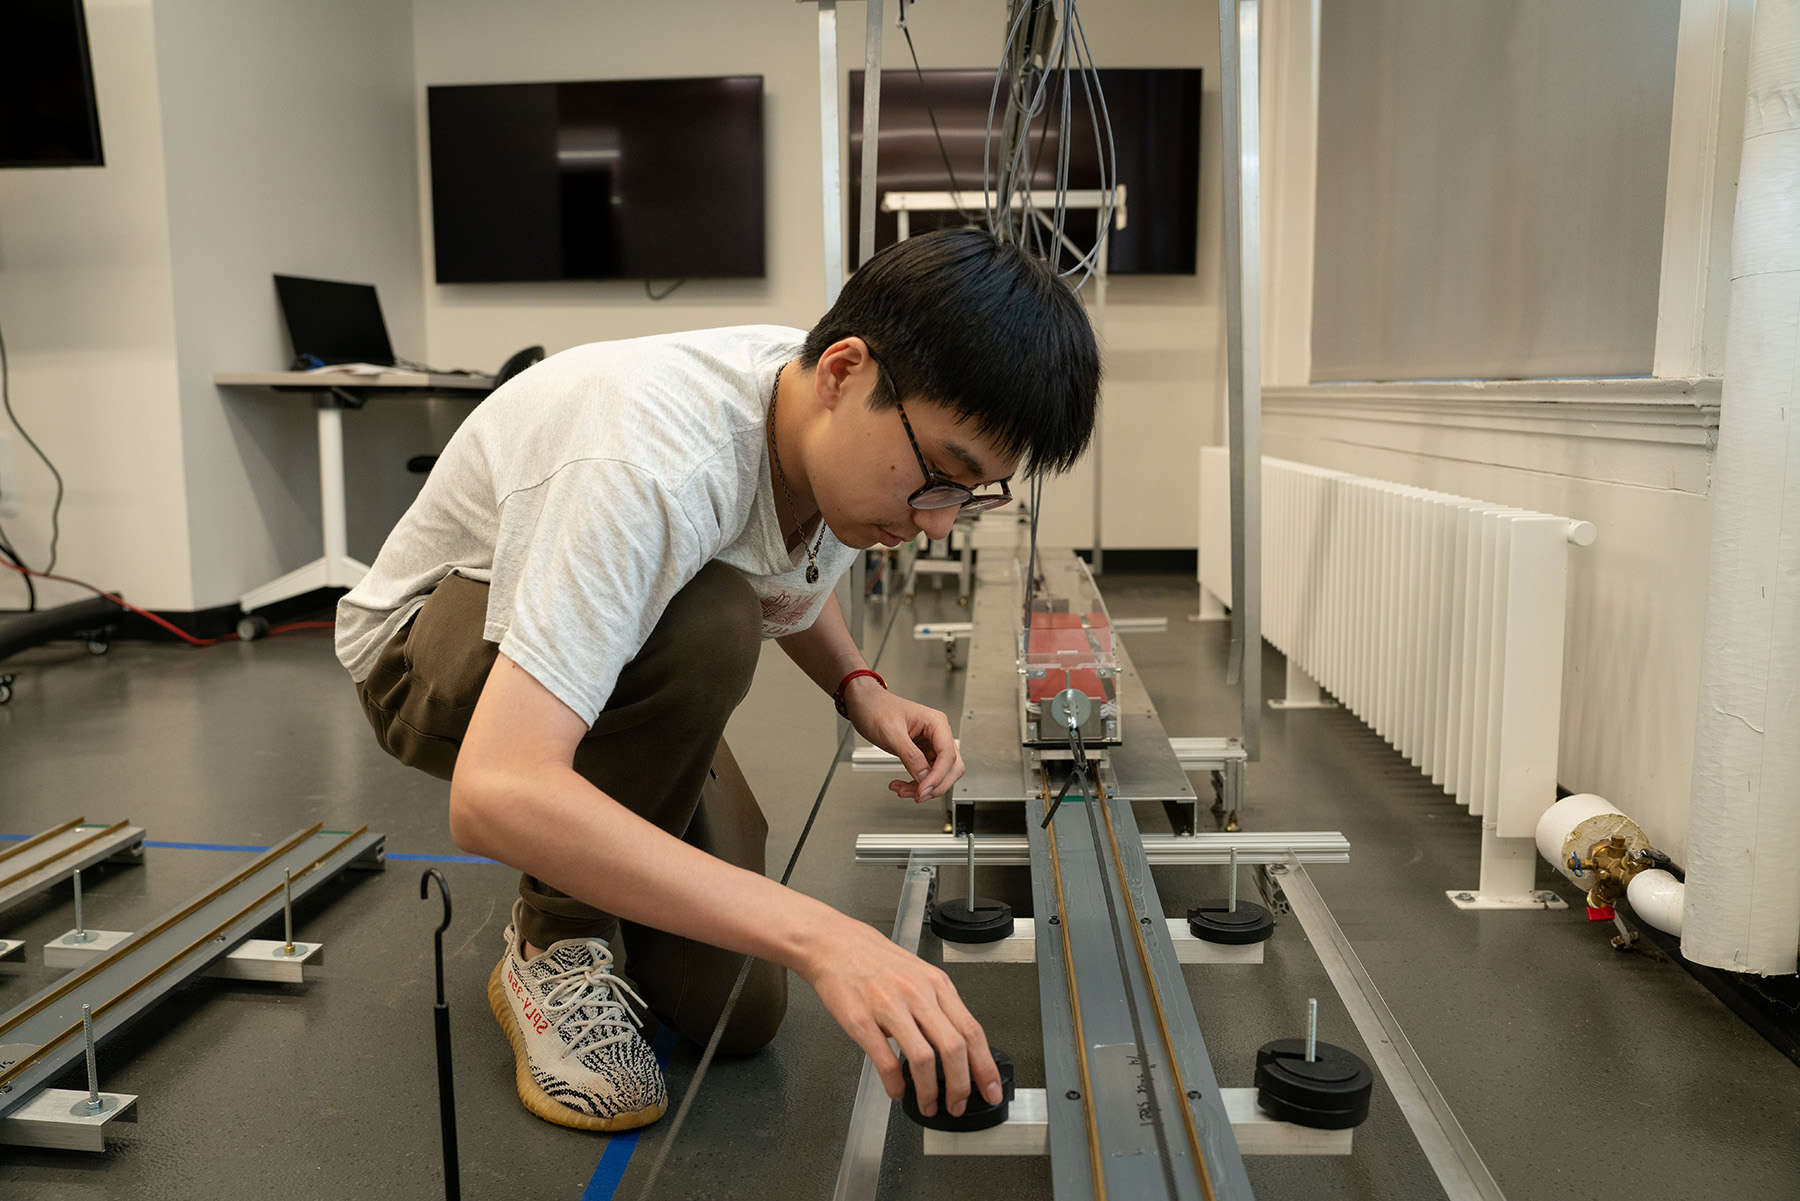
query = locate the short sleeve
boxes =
[486,460,709,724]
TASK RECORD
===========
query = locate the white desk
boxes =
[215,370,493,612]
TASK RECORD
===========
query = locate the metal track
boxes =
[1030,765,1254,1200]
[0,819,146,920]
[0,825,385,1119]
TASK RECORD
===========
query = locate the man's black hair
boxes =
[800,226,1099,476]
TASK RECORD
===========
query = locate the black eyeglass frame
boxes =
[877,364,1013,514]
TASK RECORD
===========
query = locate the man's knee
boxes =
[713,961,788,1055]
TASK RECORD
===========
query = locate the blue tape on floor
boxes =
[581,1026,680,1200]
[0,832,501,865]
[144,839,274,854]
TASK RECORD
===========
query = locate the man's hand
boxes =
[797,915,1003,1117]
[842,680,965,804]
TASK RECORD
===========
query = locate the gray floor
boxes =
[1,573,1796,1201]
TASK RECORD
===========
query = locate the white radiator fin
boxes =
[1200,451,1581,840]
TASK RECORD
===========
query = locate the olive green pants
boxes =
[355,564,787,1053]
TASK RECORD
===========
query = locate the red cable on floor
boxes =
[0,559,333,647]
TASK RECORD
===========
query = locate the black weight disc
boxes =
[901,1049,1015,1132]
[931,898,1016,944]
[1253,1038,1373,1129]
[1187,900,1275,944]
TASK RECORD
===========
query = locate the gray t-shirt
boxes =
[335,325,856,725]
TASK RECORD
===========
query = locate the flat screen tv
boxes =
[0,0,104,169]
[427,76,765,283]
[849,68,1201,274]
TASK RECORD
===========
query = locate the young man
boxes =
[336,227,1099,1133]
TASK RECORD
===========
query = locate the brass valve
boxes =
[1568,834,1646,906]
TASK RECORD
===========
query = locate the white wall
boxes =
[410,0,1218,550]
[153,0,431,608]
[0,0,194,611]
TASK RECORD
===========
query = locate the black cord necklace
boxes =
[767,362,826,584]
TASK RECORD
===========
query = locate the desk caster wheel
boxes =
[237,615,271,641]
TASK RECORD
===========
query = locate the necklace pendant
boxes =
[805,563,820,585]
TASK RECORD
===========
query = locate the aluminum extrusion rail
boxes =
[0,818,146,920]
[0,824,385,1118]
[831,859,935,1201]
[1271,859,1507,1201]
[855,831,1349,867]
[1029,765,1255,1201]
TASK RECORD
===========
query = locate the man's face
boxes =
[809,348,1019,552]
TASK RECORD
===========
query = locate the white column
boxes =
[1683,0,1800,976]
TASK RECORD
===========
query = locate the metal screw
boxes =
[1186,1090,1200,1100]
[68,869,94,944]
[82,1004,101,1113]
[1455,892,1475,903]
[1140,916,1151,925]
[1228,847,1239,914]
[1065,1090,1081,1100]
[1305,997,1318,1064]
[1048,915,1060,925]
[282,869,295,955]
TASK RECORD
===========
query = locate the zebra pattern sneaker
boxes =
[487,899,668,1131]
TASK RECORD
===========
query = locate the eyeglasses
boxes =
[895,397,1013,513]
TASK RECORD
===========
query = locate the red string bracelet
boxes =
[834,668,887,717]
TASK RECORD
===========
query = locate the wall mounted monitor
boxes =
[849,68,1201,274]
[0,0,104,169]
[427,76,765,283]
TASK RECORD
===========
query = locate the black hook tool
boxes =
[421,869,461,1201]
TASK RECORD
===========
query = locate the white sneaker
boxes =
[487,900,668,1131]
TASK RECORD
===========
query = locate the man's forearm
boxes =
[450,764,841,971]
[777,593,869,695]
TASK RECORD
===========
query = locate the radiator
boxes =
[1199,449,1595,905]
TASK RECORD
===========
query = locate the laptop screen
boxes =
[273,274,396,367]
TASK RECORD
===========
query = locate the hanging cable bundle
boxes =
[984,0,1118,291]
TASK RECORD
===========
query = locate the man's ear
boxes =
[814,337,874,412]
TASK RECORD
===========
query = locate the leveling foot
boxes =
[1186,901,1274,944]
[1254,1039,1372,1129]
[931,897,1016,943]
[901,1049,1015,1132]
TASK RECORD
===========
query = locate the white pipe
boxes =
[1628,870,1686,937]
[1683,0,1800,976]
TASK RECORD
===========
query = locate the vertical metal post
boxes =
[71,868,91,943]
[1305,997,1318,1062]
[845,0,884,658]
[1218,0,1264,761]
[82,1004,101,1113]
[857,0,885,271]
[817,2,845,311]
[1228,846,1239,913]
[1091,221,1109,575]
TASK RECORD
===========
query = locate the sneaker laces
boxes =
[534,941,651,1059]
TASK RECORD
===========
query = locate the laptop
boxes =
[273,274,397,369]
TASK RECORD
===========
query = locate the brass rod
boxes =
[1043,771,1107,1201]
[1094,773,1217,1201]
[0,820,129,890]
[0,817,86,865]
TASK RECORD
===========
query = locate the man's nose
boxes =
[914,505,958,541]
